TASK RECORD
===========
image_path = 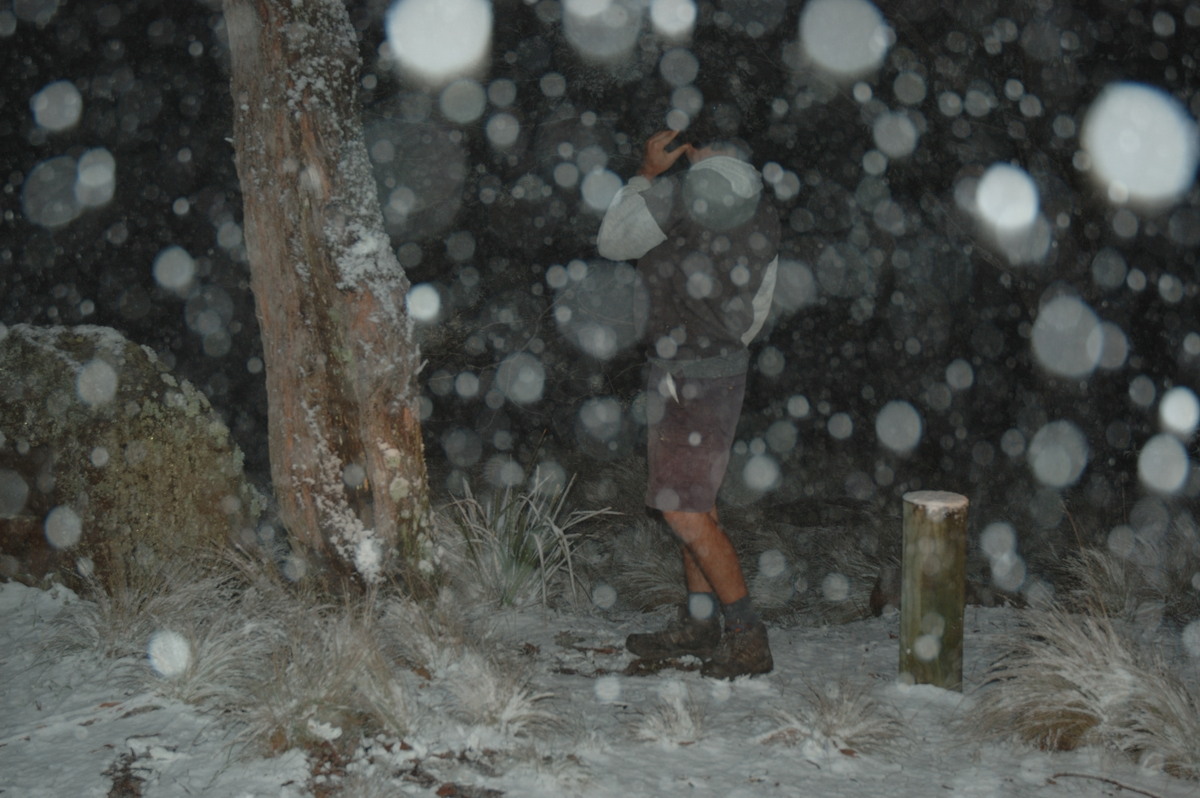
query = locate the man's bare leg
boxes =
[664,508,748,605]
[663,508,772,678]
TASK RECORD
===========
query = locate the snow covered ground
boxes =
[2,579,1197,798]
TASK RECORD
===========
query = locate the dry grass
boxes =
[445,479,613,609]
[973,608,1200,779]
[757,679,907,756]
[237,595,412,754]
[631,680,705,746]
[604,517,685,611]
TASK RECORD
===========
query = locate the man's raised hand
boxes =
[637,129,691,179]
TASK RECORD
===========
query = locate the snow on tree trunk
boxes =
[224,0,432,584]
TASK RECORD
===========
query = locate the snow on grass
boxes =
[4,500,1200,796]
[974,608,1200,779]
[757,678,907,758]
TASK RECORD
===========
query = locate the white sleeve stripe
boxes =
[597,184,667,261]
[741,255,778,345]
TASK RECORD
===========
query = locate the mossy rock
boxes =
[0,323,265,590]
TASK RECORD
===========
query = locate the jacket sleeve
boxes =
[597,176,667,262]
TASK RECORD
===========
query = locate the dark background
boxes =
[3,0,1199,577]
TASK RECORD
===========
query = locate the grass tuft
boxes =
[631,680,704,746]
[446,478,612,608]
[973,608,1200,779]
[757,679,906,756]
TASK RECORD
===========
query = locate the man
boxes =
[597,125,780,678]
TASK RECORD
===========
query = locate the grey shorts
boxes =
[644,363,747,513]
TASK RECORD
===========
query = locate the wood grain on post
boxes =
[899,490,968,691]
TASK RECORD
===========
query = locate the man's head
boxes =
[683,101,751,163]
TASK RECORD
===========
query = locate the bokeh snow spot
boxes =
[659,47,699,87]
[980,521,1026,592]
[913,633,941,662]
[1158,386,1199,437]
[799,0,891,77]
[31,79,82,131]
[1090,247,1127,291]
[945,359,974,391]
[75,148,116,207]
[91,446,110,468]
[1082,81,1199,205]
[0,469,30,518]
[758,549,787,579]
[496,352,545,404]
[976,163,1039,232]
[552,260,646,359]
[827,412,853,440]
[765,420,797,454]
[872,112,918,158]
[594,674,622,702]
[22,155,81,228]
[439,78,487,123]
[1096,322,1129,370]
[579,397,622,442]
[743,454,780,492]
[688,591,715,620]
[153,246,196,294]
[148,630,192,679]
[406,283,441,322]
[44,505,83,549]
[1138,433,1189,494]
[875,400,922,453]
[385,0,492,85]
[821,572,850,602]
[76,359,118,407]
[564,0,642,62]
[1031,295,1102,378]
[591,582,617,609]
[1027,420,1089,488]
[650,0,696,38]
[1183,620,1200,659]
[582,169,621,212]
[486,112,520,149]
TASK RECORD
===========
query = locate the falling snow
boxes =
[4,0,1200,790]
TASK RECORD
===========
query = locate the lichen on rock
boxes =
[0,324,265,591]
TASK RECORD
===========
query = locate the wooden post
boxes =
[899,490,968,690]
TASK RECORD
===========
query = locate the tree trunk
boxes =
[224,0,431,584]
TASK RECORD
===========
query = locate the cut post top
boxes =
[903,490,968,509]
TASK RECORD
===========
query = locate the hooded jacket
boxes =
[597,155,780,378]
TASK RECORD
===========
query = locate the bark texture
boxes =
[224,0,431,583]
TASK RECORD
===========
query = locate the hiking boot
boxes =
[700,622,773,679]
[625,608,722,659]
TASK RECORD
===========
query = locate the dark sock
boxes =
[722,596,758,632]
[687,591,718,622]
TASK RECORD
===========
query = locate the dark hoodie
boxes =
[597,155,781,378]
